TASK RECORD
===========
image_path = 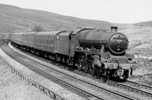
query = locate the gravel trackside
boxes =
[0,56,52,100]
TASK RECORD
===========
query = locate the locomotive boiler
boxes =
[10,27,133,81]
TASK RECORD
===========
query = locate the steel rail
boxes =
[2,43,138,100]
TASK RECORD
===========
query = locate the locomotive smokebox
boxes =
[111,26,118,33]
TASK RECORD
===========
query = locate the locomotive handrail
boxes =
[73,27,94,35]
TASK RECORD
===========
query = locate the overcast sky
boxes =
[0,0,151,23]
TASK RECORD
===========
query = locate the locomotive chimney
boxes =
[111,26,118,33]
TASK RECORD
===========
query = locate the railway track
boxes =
[2,43,152,100]
[118,80,152,96]
[104,76,152,98]
[27,49,152,99]
[2,43,137,100]
[126,80,152,92]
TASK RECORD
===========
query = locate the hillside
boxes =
[1,3,152,57]
[135,21,152,27]
[0,4,111,33]
[120,24,152,55]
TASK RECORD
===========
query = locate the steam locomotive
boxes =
[9,26,133,81]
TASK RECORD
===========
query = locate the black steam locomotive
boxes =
[10,26,133,81]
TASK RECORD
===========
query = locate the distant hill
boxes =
[3,4,152,57]
[119,24,152,57]
[135,21,152,27]
[0,4,111,33]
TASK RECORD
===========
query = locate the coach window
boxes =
[100,45,104,53]
[57,35,59,40]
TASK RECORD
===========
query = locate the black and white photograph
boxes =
[0,0,152,100]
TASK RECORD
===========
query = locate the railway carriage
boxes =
[10,27,133,81]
